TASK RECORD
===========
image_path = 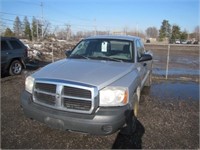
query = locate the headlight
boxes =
[99,87,128,106]
[25,76,35,93]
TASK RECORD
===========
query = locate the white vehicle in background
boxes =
[175,40,181,44]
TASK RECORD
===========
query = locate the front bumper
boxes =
[20,90,131,135]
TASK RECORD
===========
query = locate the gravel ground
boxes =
[1,73,199,149]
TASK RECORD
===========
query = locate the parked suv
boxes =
[21,35,153,135]
[1,37,28,75]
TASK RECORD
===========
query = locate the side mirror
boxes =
[138,54,152,62]
[65,50,72,57]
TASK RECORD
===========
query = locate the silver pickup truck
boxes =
[21,35,152,135]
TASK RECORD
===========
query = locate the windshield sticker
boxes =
[101,41,108,52]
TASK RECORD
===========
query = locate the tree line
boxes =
[2,17,199,43]
[157,20,199,43]
[3,16,46,41]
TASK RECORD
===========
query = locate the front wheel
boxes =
[133,87,141,117]
[9,60,23,75]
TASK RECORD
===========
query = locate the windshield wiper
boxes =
[92,56,123,62]
[70,54,90,60]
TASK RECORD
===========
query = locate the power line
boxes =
[46,5,92,22]
[1,11,96,29]
[15,0,40,6]
[0,12,34,18]
[0,10,122,33]
[1,18,15,22]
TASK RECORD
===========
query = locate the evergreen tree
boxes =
[4,28,15,37]
[171,25,181,43]
[13,16,22,38]
[23,16,32,41]
[32,17,37,40]
[159,20,171,41]
[180,30,188,41]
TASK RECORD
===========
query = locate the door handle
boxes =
[143,63,147,67]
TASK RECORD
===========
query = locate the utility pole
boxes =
[37,20,39,41]
[94,18,97,35]
[41,2,44,39]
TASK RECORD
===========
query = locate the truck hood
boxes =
[32,59,136,89]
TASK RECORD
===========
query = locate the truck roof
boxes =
[85,35,141,41]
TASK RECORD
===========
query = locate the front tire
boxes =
[9,60,23,75]
[133,87,141,117]
[134,99,139,117]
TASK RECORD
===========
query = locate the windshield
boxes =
[70,39,134,62]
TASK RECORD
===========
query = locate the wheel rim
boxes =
[12,62,22,74]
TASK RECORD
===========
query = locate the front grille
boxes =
[35,83,56,93]
[34,91,56,105]
[63,86,91,98]
[63,98,91,111]
[32,80,96,114]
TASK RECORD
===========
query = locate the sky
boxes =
[1,0,199,34]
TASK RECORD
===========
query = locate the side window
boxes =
[1,40,10,51]
[71,40,90,55]
[136,40,145,58]
[9,40,22,49]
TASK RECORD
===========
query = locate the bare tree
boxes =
[66,24,71,41]
[146,27,158,38]
[194,26,199,41]
[43,20,51,38]
[0,19,6,35]
[56,28,66,40]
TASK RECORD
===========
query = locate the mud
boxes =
[1,74,199,149]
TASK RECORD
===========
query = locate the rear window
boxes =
[1,40,10,51]
[9,40,22,49]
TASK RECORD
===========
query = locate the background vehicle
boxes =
[21,35,153,135]
[1,37,28,75]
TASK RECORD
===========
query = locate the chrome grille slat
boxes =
[32,80,96,114]
[35,83,56,93]
[34,89,56,96]
[62,95,91,101]
[63,86,91,98]
[63,98,91,111]
[34,92,56,105]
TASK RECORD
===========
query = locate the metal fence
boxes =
[145,44,199,80]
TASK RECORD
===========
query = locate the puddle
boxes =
[142,81,199,101]
[153,68,199,76]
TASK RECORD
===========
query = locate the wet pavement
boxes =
[142,80,199,101]
[153,68,199,76]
